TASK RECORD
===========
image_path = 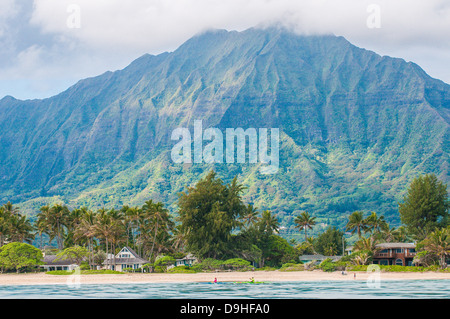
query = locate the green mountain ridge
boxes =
[0,27,448,234]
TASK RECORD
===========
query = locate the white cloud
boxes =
[29,0,450,50]
[1,0,450,99]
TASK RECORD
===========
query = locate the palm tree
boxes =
[9,215,35,243]
[143,201,172,263]
[241,204,259,228]
[94,208,113,267]
[259,210,279,235]
[294,211,316,241]
[125,206,144,248]
[346,211,369,238]
[45,204,70,249]
[364,212,387,234]
[0,207,10,247]
[2,202,19,216]
[74,209,97,269]
[421,228,450,269]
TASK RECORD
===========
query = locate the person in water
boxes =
[214,277,217,283]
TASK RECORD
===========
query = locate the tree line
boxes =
[0,171,448,271]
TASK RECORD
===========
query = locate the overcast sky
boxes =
[1,0,450,100]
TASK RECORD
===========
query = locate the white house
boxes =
[174,254,198,267]
[41,255,78,272]
[103,246,149,272]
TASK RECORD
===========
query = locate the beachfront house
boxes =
[174,254,198,267]
[41,255,78,272]
[372,243,417,266]
[103,246,149,271]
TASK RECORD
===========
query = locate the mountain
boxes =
[0,27,448,234]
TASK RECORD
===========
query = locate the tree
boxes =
[420,228,450,269]
[142,201,173,263]
[0,242,43,273]
[345,211,368,238]
[399,174,449,240]
[74,209,97,269]
[241,204,259,228]
[364,212,387,234]
[294,211,316,241]
[178,171,246,259]
[9,215,35,243]
[257,210,279,236]
[154,256,176,272]
[45,204,71,249]
[55,246,89,266]
[313,226,344,256]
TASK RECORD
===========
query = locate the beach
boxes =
[0,270,449,286]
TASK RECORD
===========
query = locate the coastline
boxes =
[1,270,449,286]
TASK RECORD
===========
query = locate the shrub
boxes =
[222,258,251,271]
[319,258,336,272]
[167,266,196,273]
[279,263,305,272]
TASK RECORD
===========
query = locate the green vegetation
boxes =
[0,173,448,273]
[0,242,43,273]
[399,174,449,240]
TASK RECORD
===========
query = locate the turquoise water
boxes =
[0,280,448,298]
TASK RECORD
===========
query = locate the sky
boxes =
[1,0,450,100]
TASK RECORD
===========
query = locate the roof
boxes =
[375,243,416,249]
[119,246,141,258]
[176,254,197,261]
[103,257,149,265]
[43,255,77,266]
[103,246,149,265]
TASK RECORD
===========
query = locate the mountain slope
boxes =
[0,27,448,233]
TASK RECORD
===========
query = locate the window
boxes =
[395,248,404,253]
[395,259,403,266]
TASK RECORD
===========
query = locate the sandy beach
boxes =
[0,270,449,286]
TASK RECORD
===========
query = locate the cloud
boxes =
[28,0,450,51]
[1,0,450,99]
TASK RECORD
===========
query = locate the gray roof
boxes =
[43,255,77,266]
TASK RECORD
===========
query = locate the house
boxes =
[174,254,198,267]
[103,246,149,271]
[372,243,417,266]
[41,255,78,272]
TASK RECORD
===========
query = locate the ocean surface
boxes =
[0,280,448,299]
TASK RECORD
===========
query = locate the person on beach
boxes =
[214,277,217,283]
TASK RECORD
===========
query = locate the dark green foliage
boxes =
[399,174,449,240]
[178,171,246,259]
[313,226,344,256]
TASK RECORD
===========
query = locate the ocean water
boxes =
[0,280,448,299]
